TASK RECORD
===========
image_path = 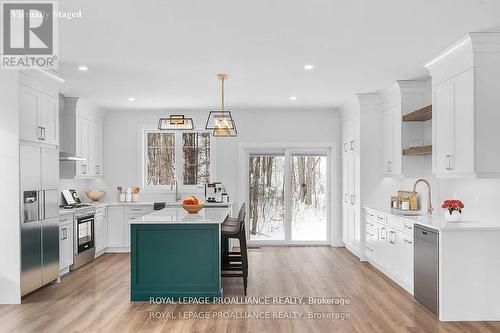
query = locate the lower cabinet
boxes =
[107,205,153,251]
[107,206,124,248]
[94,207,108,256]
[59,215,74,274]
[364,209,414,294]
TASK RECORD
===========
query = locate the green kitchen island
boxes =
[130,207,230,301]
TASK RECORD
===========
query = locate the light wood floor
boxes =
[1,247,499,333]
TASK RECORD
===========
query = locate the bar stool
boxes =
[221,204,248,295]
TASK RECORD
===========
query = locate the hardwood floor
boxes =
[1,247,499,333]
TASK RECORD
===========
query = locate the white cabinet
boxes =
[381,105,402,175]
[95,207,108,255]
[432,69,475,176]
[19,85,59,146]
[426,32,500,178]
[59,214,74,273]
[341,152,360,253]
[364,209,414,294]
[342,117,359,154]
[60,97,105,179]
[107,205,152,250]
[107,206,124,248]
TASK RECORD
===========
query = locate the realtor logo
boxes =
[1,1,58,69]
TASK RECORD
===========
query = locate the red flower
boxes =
[441,199,464,212]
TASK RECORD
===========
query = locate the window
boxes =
[143,130,212,189]
[146,132,175,186]
[183,132,210,185]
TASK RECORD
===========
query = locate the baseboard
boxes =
[106,247,130,253]
[59,267,70,276]
[95,248,107,258]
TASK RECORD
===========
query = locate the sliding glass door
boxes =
[248,150,329,245]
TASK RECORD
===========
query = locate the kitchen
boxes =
[1,1,500,332]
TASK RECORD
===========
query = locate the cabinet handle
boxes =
[350,140,355,150]
[350,194,355,205]
[343,142,348,152]
[38,126,46,140]
[366,246,373,252]
[404,239,412,244]
[380,228,386,239]
[96,165,100,174]
[404,225,413,230]
[130,208,142,211]
[81,164,86,174]
[387,161,392,173]
[344,194,348,204]
[41,127,46,140]
[445,154,453,171]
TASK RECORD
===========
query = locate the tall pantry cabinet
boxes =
[339,94,381,258]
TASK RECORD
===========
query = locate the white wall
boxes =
[100,108,342,242]
[0,71,21,304]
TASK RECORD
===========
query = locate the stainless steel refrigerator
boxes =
[20,144,59,296]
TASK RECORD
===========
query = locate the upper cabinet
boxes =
[425,32,500,178]
[60,97,106,179]
[19,71,61,146]
[379,80,431,177]
[342,116,359,154]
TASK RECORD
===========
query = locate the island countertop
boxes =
[130,207,230,224]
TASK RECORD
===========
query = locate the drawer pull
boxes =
[404,225,413,230]
[404,239,413,244]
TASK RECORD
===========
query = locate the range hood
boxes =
[59,151,87,161]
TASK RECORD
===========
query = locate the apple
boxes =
[183,196,199,205]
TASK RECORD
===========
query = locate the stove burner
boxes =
[61,203,93,209]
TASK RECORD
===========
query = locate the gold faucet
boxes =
[412,178,433,214]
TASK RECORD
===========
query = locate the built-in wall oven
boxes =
[70,209,96,270]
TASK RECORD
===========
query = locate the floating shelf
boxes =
[403,145,432,156]
[402,105,432,122]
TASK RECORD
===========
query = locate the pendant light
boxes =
[158,114,194,130]
[205,73,237,137]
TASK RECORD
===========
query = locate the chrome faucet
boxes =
[412,178,433,214]
[171,180,181,202]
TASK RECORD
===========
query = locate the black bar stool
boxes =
[221,203,248,295]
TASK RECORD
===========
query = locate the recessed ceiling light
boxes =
[78,66,88,71]
[290,96,297,101]
[128,97,135,102]
[303,64,314,70]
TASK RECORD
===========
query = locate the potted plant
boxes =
[441,199,464,222]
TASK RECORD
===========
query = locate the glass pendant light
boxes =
[205,74,237,137]
[158,114,194,130]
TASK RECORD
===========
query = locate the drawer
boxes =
[386,215,404,231]
[59,214,73,225]
[366,221,378,234]
[366,228,378,240]
[402,220,414,234]
[124,206,151,214]
[376,213,387,225]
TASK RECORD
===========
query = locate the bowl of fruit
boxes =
[182,196,204,214]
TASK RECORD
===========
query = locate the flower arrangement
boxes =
[441,200,464,222]
[441,199,464,214]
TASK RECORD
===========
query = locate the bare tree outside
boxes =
[249,153,328,241]
[183,133,210,185]
[249,155,285,240]
[291,155,327,241]
[147,133,175,186]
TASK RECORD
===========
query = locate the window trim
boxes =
[140,129,216,193]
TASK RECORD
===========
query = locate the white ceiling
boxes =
[57,0,500,111]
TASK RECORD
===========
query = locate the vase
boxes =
[444,210,462,222]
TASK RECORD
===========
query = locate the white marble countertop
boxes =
[130,207,231,224]
[89,201,233,207]
[365,206,500,231]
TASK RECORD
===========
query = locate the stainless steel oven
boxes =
[70,209,96,270]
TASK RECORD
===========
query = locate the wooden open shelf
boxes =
[402,105,432,122]
[403,145,432,156]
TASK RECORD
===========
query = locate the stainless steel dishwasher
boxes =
[414,224,439,315]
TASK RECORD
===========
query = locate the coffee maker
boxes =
[205,182,225,203]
